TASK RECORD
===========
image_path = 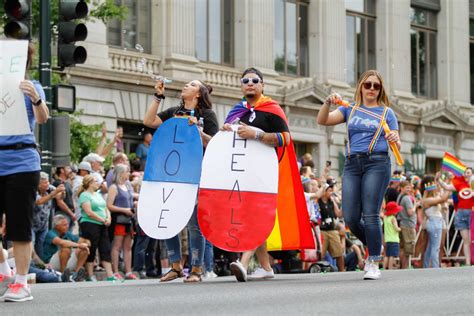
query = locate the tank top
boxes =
[112,184,134,224]
[424,204,442,218]
[383,215,400,243]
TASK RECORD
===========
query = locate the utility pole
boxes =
[39,0,52,174]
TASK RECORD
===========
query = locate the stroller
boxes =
[270,223,335,274]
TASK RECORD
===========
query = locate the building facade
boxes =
[67,0,474,176]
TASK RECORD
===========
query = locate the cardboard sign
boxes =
[198,126,279,252]
[0,40,30,136]
[137,117,203,239]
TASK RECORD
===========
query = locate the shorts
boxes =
[385,242,400,257]
[114,224,134,236]
[0,171,40,242]
[399,227,416,255]
[454,209,471,231]
[49,249,78,271]
[80,221,111,263]
[321,230,343,258]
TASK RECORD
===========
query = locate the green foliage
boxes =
[69,110,102,164]
[88,0,128,24]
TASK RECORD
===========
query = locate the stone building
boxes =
[67,0,474,176]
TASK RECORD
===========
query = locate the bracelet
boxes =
[154,93,165,100]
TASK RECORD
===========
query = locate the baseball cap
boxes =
[78,161,92,173]
[83,153,105,163]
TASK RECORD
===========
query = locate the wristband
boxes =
[154,93,165,100]
[33,98,42,107]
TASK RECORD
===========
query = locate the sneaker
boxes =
[109,274,124,283]
[363,261,381,280]
[248,267,275,280]
[71,268,87,282]
[230,260,247,282]
[138,271,147,279]
[3,283,33,302]
[86,275,97,282]
[203,271,218,279]
[0,272,15,298]
[125,273,137,280]
[61,268,72,283]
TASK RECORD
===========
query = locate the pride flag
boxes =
[442,152,466,176]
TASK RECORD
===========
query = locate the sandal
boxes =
[183,272,202,283]
[160,268,184,282]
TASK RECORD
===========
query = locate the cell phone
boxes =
[326,161,332,167]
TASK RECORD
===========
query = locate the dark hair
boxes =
[55,167,65,177]
[241,67,264,81]
[303,160,315,168]
[420,174,435,195]
[197,81,213,109]
[300,166,310,176]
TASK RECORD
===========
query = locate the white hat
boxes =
[78,161,92,173]
[83,153,105,163]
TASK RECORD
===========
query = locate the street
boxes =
[0,267,472,315]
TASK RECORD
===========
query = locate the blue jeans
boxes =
[165,205,205,267]
[133,225,157,274]
[423,216,443,268]
[342,153,391,261]
[32,228,48,260]
[204,240,214,272]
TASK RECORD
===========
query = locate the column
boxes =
[437,0,470,104]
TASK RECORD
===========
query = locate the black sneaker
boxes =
[71,267,87,282]
[61,268,72,282]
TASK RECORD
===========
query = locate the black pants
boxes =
[0,171,40,242]
[80,221,112,263]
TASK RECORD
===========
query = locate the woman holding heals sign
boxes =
[143,79,218,282]
[317,70,400,280]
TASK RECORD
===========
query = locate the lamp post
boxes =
[411,143,426,176]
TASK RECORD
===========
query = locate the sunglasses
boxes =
[241,77,261,85]
[362,81,381,90]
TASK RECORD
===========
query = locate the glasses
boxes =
[241,77,261,85]
[362,81,381,90]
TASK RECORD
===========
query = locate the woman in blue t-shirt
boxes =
[0,43,50,302]
[317,69,400,281]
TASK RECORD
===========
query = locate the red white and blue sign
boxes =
[138,117,202,239]
[198,126,279,252]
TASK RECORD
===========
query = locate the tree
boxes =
[68,110,102,164]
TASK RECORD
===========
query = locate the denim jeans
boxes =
[32,227,48,260]
[165,205,205,267]
[342,153,391,261]
[133,225,157,274]
[423,216,443,268]
[204,240,214,272]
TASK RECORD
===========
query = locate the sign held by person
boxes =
[198,125,279,252]
[137,117,203,239]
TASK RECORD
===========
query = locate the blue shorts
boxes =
[454,209,471,231]
[385,242,399,257]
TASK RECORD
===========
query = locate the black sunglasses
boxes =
[362,81,381,91]
[241,77,261,85]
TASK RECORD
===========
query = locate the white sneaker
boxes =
[0,272,15,299]
[248,267,275,280]
[204,271,218,279]
[363,261,381,280]
[230,261,247,282]
[3,283,33,302]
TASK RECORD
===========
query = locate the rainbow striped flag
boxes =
[442,152,466,176]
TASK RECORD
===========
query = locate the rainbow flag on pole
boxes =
[441,152,466,176]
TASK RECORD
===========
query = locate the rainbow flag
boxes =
[442,152,466,176]
[266,140,315,251]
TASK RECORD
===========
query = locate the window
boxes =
[470,17,474,104]
[195,0,233,65]
[107,0,151,53]
[410,5,437,98]
[274,0,309,76]
[345,0,376,87]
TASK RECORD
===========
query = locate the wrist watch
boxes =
[33,98,42,107]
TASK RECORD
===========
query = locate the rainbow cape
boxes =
[441,152,466,177]
[225,96,315,251]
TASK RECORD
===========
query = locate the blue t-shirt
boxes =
[338,104,398,154]
[136,143,149,162]
[0,80,44,176]
[42,228,79,263]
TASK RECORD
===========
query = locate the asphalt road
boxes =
[0,267,473,315]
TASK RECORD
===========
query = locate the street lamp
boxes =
[411,143,426,176]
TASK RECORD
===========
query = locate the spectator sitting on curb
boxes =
[41,215,89,281]
[337,224,365,271]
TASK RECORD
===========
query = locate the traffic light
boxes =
[4,0,31,39]
[58,0,88,67]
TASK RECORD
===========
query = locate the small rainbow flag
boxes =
[442,152,466,176]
